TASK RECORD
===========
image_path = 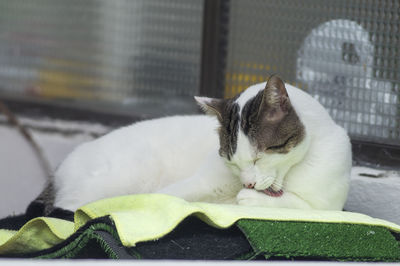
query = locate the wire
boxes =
[0,100,52,181]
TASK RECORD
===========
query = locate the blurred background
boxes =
[0,0,399,222]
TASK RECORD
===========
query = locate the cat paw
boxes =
[236,188,264,206]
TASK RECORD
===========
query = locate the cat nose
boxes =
[245,182,256,189]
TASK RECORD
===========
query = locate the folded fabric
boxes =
[0,194,399,261]
[0,218,73,254]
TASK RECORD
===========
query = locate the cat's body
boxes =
[54,115,228,209]
[49,77,351,212]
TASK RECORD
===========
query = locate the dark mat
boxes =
[1,202,399,261]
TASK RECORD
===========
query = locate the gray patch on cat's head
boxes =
[195,94,241,160]
[241,75,305,153]
[196,75,304,159]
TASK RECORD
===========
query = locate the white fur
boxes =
[54,83,351,211]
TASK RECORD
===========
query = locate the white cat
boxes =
[42,76,351,212]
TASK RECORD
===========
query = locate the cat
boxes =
[35,75,352,213]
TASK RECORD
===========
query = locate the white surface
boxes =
[0,116,110,217]
[0,126,46,216]
[345,166,400,225]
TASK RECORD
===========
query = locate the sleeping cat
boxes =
[36,75,351,213]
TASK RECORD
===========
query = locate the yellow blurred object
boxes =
[224,62,290,98]
[224,63,263,98]
[38,70,98,99]
[35,58,118,100]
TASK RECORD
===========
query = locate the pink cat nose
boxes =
[245,182,256,189]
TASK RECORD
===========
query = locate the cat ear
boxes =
[194,96,224,120]
[258,75,290,122]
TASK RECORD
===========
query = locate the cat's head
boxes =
[195,75,307,195]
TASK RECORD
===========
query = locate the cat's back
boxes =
[58,115,219,168]
[101,114,218,145]
[285,84,335,126]
[54,115,219,204]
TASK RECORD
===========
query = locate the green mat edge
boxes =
[2,214,400,261]
[237,219,400,262]
[38,217,400,261]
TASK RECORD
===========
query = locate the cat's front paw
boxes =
[236,188,264,206]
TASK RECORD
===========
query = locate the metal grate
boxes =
[0,0,204,116]
[224,0,400,146]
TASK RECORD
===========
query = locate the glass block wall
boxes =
[0,0,204,116]
[224,0,400,146]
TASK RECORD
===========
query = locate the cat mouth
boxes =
[261,187,284,197]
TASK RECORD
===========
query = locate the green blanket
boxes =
[1,194,400,261]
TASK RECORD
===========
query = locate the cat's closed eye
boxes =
[266,135,294,151]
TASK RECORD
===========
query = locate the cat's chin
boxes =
[260,187,284,197]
